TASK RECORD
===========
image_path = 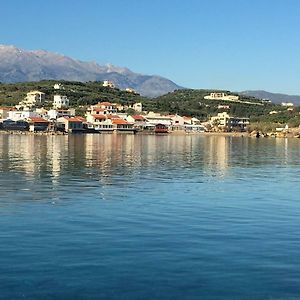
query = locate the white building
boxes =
[8,110,38,121]
[183,116,201,125]
[103,80,115,88]
[210,112,249,130]
[204,92,239,101]
[54,83,64,90]
[170,115,185,126]
[25,91,45,104]
[48,108,75,120]
[144,112,172,126]
[281,102,294,107]
[125,88,137,94]
[53,95,69,109]
[17,91,46,109]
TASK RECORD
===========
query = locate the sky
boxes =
[1,0,300,94]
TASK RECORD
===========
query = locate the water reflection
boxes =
[0,134,300,189]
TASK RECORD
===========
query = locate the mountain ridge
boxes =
[240,90,300,105]
[0,44,182,98]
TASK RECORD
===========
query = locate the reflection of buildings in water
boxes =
[84,134,143,182]
[275,137,289,165]
[10,135,36,176]
[47,136,68,184]
[204,136,230,176]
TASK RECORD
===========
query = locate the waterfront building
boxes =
[26,116,49,132]
[8,109,38,121]
[0,106,16,120]
[126,115,148,130]
[111,117,134,131]
[144,112,172,126]
[56,116,85,132]
[210,112,249,131]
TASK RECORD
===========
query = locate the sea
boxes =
[1,133,300,300]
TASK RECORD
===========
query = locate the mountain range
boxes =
[1,44,300,103]
[240,90,300,105]
[0,45,181,98]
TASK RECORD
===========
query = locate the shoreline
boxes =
[1,130,299,138]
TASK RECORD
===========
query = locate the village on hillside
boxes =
[1,81,297,136]
[0,83,252,134]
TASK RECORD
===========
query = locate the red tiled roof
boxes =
[97,101,115,106]
[27,117,49,123]
[92,114,107,120]
[0,106,16,110]
[112,119,129,125]
[91,107,105,112]
[132,115,145,121]
[67,117,85,122]
[107,114,120,119]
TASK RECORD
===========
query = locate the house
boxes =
[56,116,85,132]
[126,115,148,130]
[0,106,15,120]
[26,117,49,132]
[170,114,185,126]
[144,112,172,126]
[281,102,294,107]
[103,80,115,88]
[88,102,117,115]
[125,88,137,94]
[210,112,249,131]
[26,91,45,103]
[127,115,145,123]
[17,91,46,109]
[86,114,113,131]
[204,92,239,101]
[111,118,134,131]
[8,110,38,121]
[54,83,64,90]
[48,109,75,120]
[53,95,69,109]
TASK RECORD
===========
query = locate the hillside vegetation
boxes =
[0,80,146,107]
[145,89,300,128]
[1,81,300,129]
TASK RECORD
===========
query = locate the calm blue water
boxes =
[1,134,300,299]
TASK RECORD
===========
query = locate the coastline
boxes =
[1,129,299,138]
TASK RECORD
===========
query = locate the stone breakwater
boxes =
[0,130,67,136]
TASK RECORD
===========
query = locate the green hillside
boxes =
[145,89,300,128]
[0,80,146,107]
[1,81,300,129]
